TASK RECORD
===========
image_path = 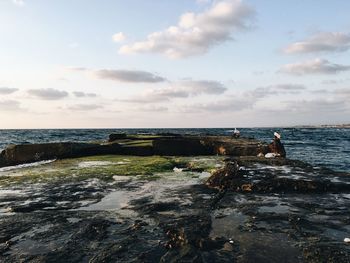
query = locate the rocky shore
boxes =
[0,133,349,262]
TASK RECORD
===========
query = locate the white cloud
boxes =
[136,105,168,112]
[309,88,350,98]
[243,84,306,100]
[174,83,350,117]
[70,67,166,83]
[179,84,306,113]
[334,88,350,98]
[181,97,254,113]
[0,100,22,111]
[28,88,69,100]
[284,32,350,54]
[119,0,255,58]
[321,78,349,85]
[122,81,307,113]
[68,67,86,72]
[121,95,168,104]
[150,80,227,98]
[122,80,227,103]
[68,104,103,111]
[94,69,166,83]
[12,0,25,6]
[73,91,97,98]
[283,98,349,113]
[271,84,306,91]
[0,87,18,95]
[309,89,328,94]
[322,80,340,85]
[279,58,350,75]
[112,32,126,43]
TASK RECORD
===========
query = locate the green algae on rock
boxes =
[0,155,225,186]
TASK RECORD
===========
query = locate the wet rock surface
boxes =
[207,157,350,193]
[207,157,350,262]
[0,156,349,262]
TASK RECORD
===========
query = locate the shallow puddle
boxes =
[258,203,291,214]
[211,209,247,238]
[77,161,114,168]
[210,208,302,262]
[9,239,54,255]
[79,190,129,211]
[76,170,211,213]
[112,175,132,181]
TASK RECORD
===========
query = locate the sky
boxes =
[0,0,349,128]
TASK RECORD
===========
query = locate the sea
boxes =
[0,128,349,172]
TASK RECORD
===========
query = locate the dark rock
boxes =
[160,244,202,263]
[153,138,211,156]
[108,133,127,142]
[201,137,269,156]
[121,145,154,156]
[206,158,350,194]
[0,142,122,167]
[89,243,128,262]
[156,132,183,137]
[1,154,350,262]
[303,243,350,263]
[206,161,241,190]
[0,135,271,168]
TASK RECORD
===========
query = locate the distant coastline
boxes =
[293,124,350,129]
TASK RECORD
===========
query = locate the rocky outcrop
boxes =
[153,138,211,156]
[152,136,268,156]
[0,142,122,167]
[201,137,269,156]
[121,145,154,156]
[0,135,271,168]
[1,153,349,261]
[206,158,350,193]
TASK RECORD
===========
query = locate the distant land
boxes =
[294,124,350,129]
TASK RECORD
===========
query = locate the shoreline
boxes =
[0,150,349,261]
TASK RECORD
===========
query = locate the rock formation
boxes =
[0,134,270,168]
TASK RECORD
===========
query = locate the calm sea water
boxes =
[0,128,349,172]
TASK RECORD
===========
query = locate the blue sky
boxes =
[0,0,349,128]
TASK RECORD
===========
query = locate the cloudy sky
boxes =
[1,0,349,128]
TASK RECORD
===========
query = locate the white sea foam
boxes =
[112,175,131,181]
[0,189,24,197]
[173,167,184,172]
[0,159,56,173]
